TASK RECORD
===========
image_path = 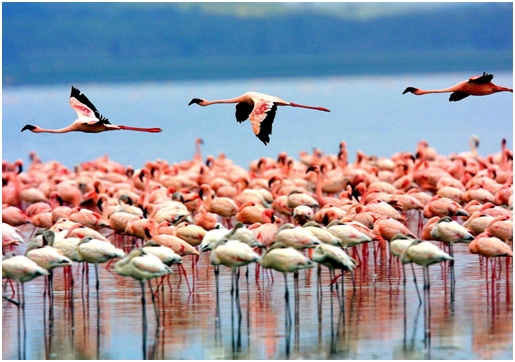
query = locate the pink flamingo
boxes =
[188,92,330,145]
[403,72,513,101]
[21,86,162,134]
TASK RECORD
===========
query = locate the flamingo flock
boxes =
[2,131,513,358]
[3,71,513,359]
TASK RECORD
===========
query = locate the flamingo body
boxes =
[259,243,315,273]
[312,243,357,272]
[209,239,261,268]
[2,255,49,283]
[115,248,174,281]
[469,232,513,258]
[77,237,125,264]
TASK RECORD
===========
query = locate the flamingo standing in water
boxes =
[188,92,330,145]
[2,254,49,360]
[403,72,513,102]
[115,248,174,360]
[21,86,162,134]
[400,239,453,349]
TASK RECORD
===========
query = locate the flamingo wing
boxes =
[69,86,110,124]
[449,91,470,102]
[242,99,277,145]
[469,72,494,84]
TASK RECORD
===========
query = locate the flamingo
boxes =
[292,205,315,226]
[302,221,341,246]
[429,216,474,285]
[388,234,423,304]
[21,86,162,134]
[77,236,125,297]
[400,239,453,346]
[312,243,357,307]
[2,254,49,360]
[24,230,72,303]
[403,72,513,101]
[469,231,513,286]
[259,242,315,328]
[114,248,174,359]
[188,92,330,145]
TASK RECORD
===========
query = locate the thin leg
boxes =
[410,263,422,305]
[141,281,147,360]
[21,282,27,360]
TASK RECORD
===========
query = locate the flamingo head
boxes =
[21,124,37,132]
[188,98,205,106]
[402,87,419,95]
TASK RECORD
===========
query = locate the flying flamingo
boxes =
[21,86,162,134]
[403,72,513,102]
[188,92,330,145]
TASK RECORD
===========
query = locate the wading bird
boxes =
[401,239,453,348]
[403,72,513,102]
[2,254,49,360]
[188,92,330,145]
[21,86,162,134]
[115,248,174,359]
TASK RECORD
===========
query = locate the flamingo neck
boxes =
[204,96,246,106]
[414,87,458,95]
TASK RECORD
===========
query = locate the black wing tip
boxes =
[257,135,270,145]
[21,124,36,132]
[449,92,469,102]
[255,103,277,146]
[70,85,81,97]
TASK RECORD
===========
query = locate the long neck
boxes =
[416,86,459,95]
[204,96,246,105]
[32,125,75,133]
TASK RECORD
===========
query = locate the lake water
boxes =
[1,221,513,360]
[2,71,513,170]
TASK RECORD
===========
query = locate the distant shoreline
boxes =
[3,49,512,87]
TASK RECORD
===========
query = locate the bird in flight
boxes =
[403,72,513,102]
[188,91,330,145]
[21,86,162,134]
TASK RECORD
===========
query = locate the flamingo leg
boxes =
[140,281,147,360]
[410,263,422,305]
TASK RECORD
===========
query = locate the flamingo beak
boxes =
[188,98,203,106]
[21,124,36,132]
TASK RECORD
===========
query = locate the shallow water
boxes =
[2,219,513,360]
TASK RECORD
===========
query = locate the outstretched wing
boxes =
[469,72,494,84]
[69,86,110,124]
[248,100,277,145]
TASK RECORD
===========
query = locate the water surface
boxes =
[2,223,512,360]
